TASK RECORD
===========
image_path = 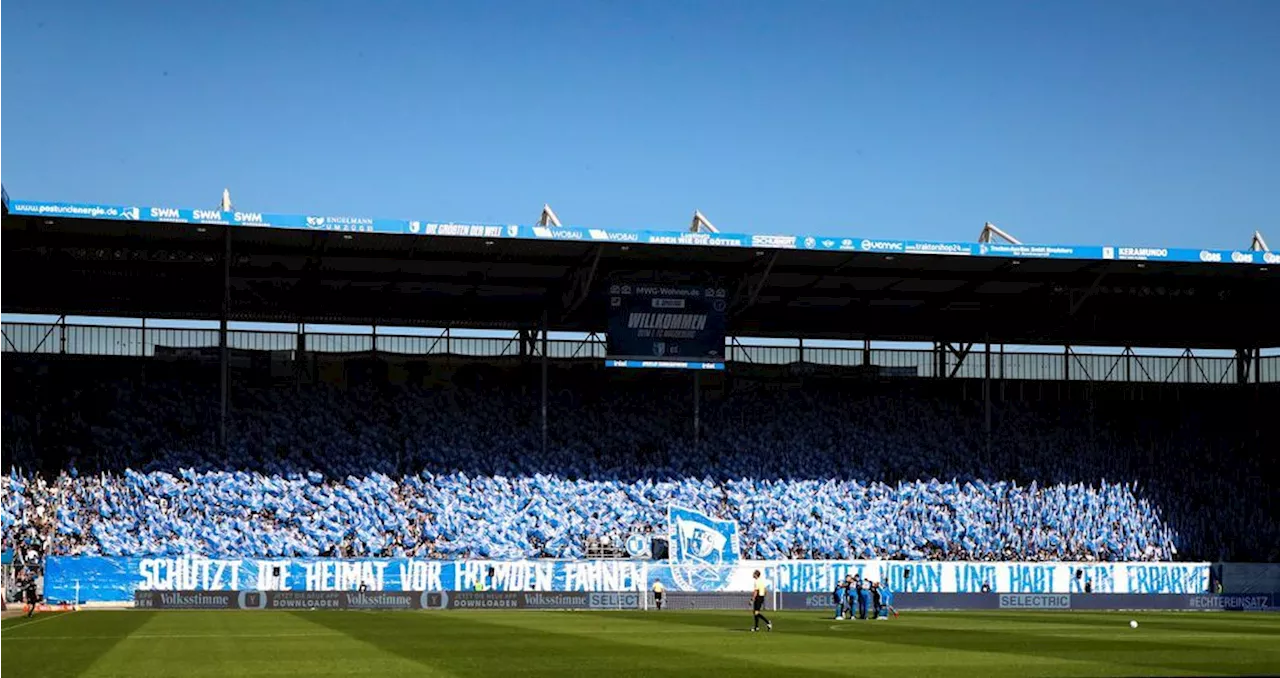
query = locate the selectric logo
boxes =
[998,594,1071,610]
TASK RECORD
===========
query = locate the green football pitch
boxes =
[3,609,1278,677]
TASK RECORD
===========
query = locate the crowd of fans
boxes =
[1,473,55,568]
[2,369,1274,563]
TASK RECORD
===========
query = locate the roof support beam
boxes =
[978,222,1021,245]
[559,245,604,321]
[918,260,1020,313]
[731,251,778,316]
[774,254,862,308]
[947,342,974,378]
[1251,231,1270,252]
[690,211,720,234]
[539,205,562,228]
[1070,270,1108,316]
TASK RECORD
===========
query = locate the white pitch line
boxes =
[2,611,72,633]
[13,631,347,641]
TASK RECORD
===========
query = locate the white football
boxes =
[1129,620,1138,628]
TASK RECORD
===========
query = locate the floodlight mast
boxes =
[1250,230,1270,252]
[690,210,720,234]
[539,204,562,228]
[220,189,232,212]
[978,222,1021,245]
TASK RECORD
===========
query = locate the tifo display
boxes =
[4,362,1273,604]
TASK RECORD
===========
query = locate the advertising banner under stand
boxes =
[135,590,647,611]
[777,592,1279,612]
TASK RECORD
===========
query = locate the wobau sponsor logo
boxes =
[1265,252,1280,265]
[999,594,1071,609]
[1230,251,1255,264]
[1200,250,1223,263]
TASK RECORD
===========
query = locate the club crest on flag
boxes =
[667,505,739,591]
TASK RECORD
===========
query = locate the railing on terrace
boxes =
[2,321,1276,384]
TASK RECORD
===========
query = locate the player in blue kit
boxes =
[878,581,900,619]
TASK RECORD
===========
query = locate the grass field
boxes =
[3,609,1278,677]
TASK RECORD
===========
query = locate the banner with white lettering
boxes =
[44,557,1210,603]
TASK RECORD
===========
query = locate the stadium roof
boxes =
[3,194,1277,349]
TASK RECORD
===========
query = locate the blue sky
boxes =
[3,0,1278,250]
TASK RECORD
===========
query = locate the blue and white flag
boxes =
[667,505,740,591]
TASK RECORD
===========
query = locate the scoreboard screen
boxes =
[605,283,727,370]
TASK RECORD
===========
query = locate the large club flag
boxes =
[667,505,740,591]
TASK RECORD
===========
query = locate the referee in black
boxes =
[750,570,772,632]
[24,574,39,618]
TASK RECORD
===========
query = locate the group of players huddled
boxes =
[833,574,898,620]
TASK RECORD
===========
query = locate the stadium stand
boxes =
[4,359,1275,564]
[3,192,1276,591]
